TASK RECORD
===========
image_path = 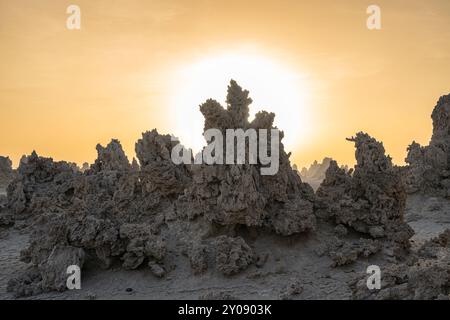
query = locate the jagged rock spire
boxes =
[92,139,131,172]
[431,94,450,144]
[405,93,450,196]
[347,132,392,172]
[199,80,253,132]
[226,80,252,128]
[0,156,13,186]
[316,132,413,248]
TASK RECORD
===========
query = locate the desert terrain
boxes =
[0,83,449,300]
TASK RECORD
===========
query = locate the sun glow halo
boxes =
[169,52,311,154]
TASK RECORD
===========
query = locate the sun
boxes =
[168,51,312,153]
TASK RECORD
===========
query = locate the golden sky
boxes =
[1,0,449,169]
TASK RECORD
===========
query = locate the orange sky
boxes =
[1,0,449,169]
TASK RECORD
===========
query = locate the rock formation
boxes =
[5,82,441,299]
[91,139,131,172]
[351,229,450,300]
[136,129,191,197]
[315,132,414,250]
[80,162,90,173]
[404,94,450,197]
[0,156,14,191]
[214,236,255,276]
[6,151,79,219]
[0,156,14,224]
[176,80,316,236]
[5,81,317,297]
[326,237,382,267]
[5,137,178,296]
[299,157,333,191]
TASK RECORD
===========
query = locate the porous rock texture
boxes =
[7,245,85,297]
[0,156,14,191]
[0,156,13,224]
[0,156,15,225]
[404,94,450,197]
[5,137,179,296]
[136,129,191,197]
[315,132,414,250]
[3,82,444,300]
[351,229,450,300]
[214,236,255,276]
[6,151,79,220]
[4,81,317,297]
[176,80,316,236]
[327,237,382,267]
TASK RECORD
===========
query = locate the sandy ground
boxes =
[0,194,448,300]
[406,195,450,244]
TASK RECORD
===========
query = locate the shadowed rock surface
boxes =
[315,133,414,251]
[0,156,14,193]
[351,229,450,300]
[404,94,450,197]
[0,156,14,225]
[5,138,179,296]
[177,80,316,236]
[3,81,316,297]
[1,84,449,300]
